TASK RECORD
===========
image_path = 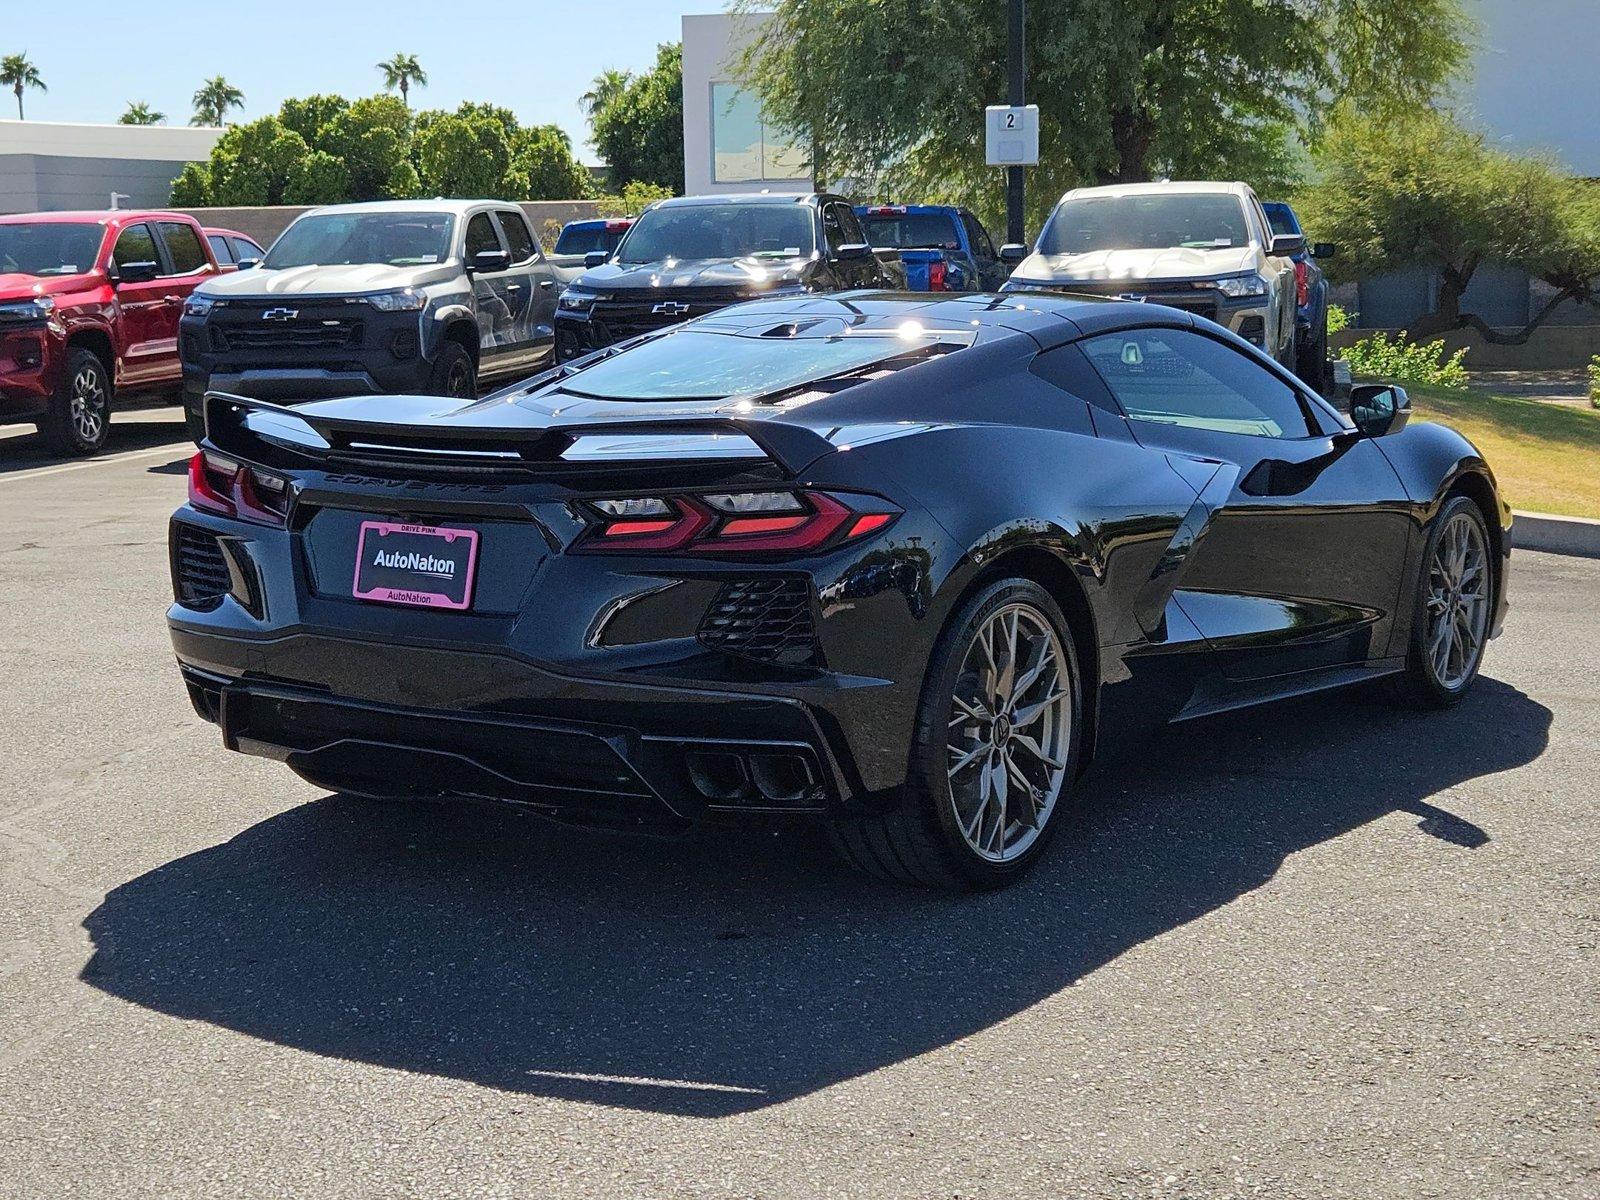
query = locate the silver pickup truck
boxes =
[1002,181,1306,379]
[179,200,583,439]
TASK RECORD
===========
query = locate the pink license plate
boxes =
[352,520,479,610]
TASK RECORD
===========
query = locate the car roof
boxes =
[203,227,256,240]
[297,199,507,218]
[653,193,826,208]
[1060,181,1252,202]
[0,209,191,226]
[854,204,963,215]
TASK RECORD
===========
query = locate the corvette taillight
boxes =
[187,451,287,527]
[576,490,899,555]
[1294,260,1309,307]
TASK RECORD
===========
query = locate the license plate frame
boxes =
[351,520,479,611]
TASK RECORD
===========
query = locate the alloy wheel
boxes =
[946,603,1073,862]
[70,365,107,444]
[1425,510,1489,689]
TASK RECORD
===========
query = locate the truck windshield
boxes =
[556,329,938,401]
[0,223,104,277]
[860,212,961,250]
[616,204,815,263]
[1039,195,1252,254]
[265,212,455,268]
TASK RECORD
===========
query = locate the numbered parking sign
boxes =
[985,105,1039,166]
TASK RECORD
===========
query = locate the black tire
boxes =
[1296,313,1328,391]
[829,578,1083,891]
[40,347,113,455]
[1390,495,1494,709]
[428,340,477,399]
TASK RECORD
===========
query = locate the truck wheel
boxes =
[428,341,476,399]
[41,347,113,456]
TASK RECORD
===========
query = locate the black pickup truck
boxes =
[553,192,887,360]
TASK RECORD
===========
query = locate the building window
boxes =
[711,83,807,184]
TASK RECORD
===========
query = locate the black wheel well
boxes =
[442,319,478,362]
[963,545,1101,771]
[67,329,115,383]
[1446,470,1503,565]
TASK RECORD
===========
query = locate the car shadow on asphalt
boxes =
[79,676,1549,1117]
[0,408,188,474]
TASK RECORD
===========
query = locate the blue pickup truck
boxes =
[1262,200,1339,388]
[855,204,1009,292]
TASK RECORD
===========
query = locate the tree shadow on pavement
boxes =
[80,677,1549,1117]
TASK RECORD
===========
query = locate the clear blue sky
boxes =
[0,1,724,162]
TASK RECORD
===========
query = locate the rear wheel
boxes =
[40,347,112,455]
[830,578,1082,891]
[428,340,476,399]
[1392,496,1493,708]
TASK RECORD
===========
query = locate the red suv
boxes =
[0,210,219,454]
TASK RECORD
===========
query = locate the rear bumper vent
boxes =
[698,577,818,665]
[172,523,232,609]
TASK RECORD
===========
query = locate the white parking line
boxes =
[0,443,187,485]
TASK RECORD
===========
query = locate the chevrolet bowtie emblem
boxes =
[651,301,690,316]
[262,307,299,321]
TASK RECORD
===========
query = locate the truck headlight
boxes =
[0,296,55,322]
[559,288,599,312]
[1210,273,1269,299]
[365,287,428,313]
[182,293,216,318]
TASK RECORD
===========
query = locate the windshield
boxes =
[265,212,454,269]
[1039,195,1252,254]
[616,204,815,263]
[556,329,933,401]
[860,212,961,251]
[0,222,104,277]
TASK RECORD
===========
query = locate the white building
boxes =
[681,12,811,196]
[0,120,223,214]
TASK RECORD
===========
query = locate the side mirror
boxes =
[469,248,511,273]
[236,257,260,270]
[1311,242,1338,260]
[1269,233,1305,256]
[1349,383,1411,438]
[584,250,610,269]
[833,241,873,262]
[114,260,160,284]
[998,243,1028,265]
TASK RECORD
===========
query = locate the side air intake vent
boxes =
[698,577,818,664]
[172,524,233,609]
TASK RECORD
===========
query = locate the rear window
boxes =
[860,211,961,251]
[555,328,952,402]
[554,224,607,256]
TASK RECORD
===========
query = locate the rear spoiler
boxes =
[200,390,839,476]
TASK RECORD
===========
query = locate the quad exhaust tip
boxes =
[685,749,820,807]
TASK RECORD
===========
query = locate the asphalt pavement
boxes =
[0,407,1595,1198]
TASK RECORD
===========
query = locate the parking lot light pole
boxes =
[1006,0,1026,247]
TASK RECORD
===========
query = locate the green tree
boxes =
[377,53,428,107]
[319,95,415,200]
[734,0,1469,228]
[587,42,682,193]
[191,76,244,127]
[198,117,315,205]
[1,53,46,121]
[119,100,165,126]
[415,111,512,198]
[278,93,351,144]
[580,68,631,117]
[1296,107,1600,344]
[505,124,594,200]
[169,161,213,207]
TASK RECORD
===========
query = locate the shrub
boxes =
[1344,330,1469,390]
[596,180,674,218]
[1589,355,1600,409]
[1326,303,1350,336]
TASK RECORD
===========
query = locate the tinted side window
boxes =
[821,205,846,254]
[962,212,996,259]
[465,212,503,258]
[231,237,264,261]
[498,210,537,262]
[159,221,207,274]
[113,223,158,269]
[1082,328,1311,439]
[207,234,234,264]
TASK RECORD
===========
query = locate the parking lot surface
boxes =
[1,410,1595,1199]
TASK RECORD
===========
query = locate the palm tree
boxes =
[376,53,427,107]
[579,68,630,117]
[119,100,166,126]
[0,53,46,121]
[191,76,244,127]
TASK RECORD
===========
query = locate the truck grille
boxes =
[698,577,818,665]
[172,524,232,608]
[212,317,364,352]
[590,290,753,343]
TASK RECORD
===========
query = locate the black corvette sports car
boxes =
[168,291,1509,890]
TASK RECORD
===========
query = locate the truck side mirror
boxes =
[998,244,1028,265]
[1312,242,1338,260]
[114,260,160,285]
[1269,233,1306,256]
[584,250,609,268]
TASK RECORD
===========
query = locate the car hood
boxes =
[195,262,457,298]
[577,256,813,293]
[1012,245,1260,284]
[0,270,102,300]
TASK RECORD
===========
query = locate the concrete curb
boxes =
[1512,510,1600,559]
